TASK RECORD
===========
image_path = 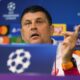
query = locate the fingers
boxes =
[62,31,73,38]
[62,25,80,39]
[62,25,80,49]
[74,25,80,38]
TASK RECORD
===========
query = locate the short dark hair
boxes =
[21,5,52,25]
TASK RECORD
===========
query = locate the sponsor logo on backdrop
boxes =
[10,27,21,36]
[12,27,20,33]
[0,37,3,43]
[0,36,10,44]
[7,49,31,73]
[0,25,9,36]
[10,36,24,43]
[52,24,67,36]
[3,2,19,20]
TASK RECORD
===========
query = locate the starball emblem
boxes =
[3,2,19,20]
[7,2,16,14]
[7,2,16,11]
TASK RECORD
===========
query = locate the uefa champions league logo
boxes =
[3,2,19,20]
[7,2,16,14]
[7,49,31,73]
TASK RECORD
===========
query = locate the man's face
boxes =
[21,12,53,44]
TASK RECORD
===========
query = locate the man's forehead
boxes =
[22,12,47,21]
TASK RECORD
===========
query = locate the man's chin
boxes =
[29,37,42,44]
[30,40,42,44]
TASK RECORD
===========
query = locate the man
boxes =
[20,5,80,75]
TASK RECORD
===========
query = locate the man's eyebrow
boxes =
[36,17,44,20]
[24,20,31,22]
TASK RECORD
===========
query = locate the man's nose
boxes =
[31,23,37,30]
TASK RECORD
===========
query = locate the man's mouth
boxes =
[30,33,40,38]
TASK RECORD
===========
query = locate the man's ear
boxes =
[50,25,54,36]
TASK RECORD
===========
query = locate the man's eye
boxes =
[24,22,31,25]
[37,21,44,24]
